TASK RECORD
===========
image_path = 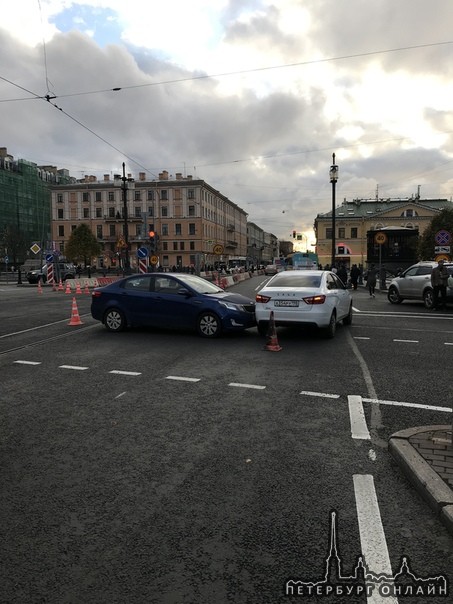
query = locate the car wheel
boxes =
[323,311,337,339]
[343,304,353,325]
[423,288,434,309]
[387,285,403,304]
[197,312,222,338]
[103,308,126,332]
[257,321,269,336]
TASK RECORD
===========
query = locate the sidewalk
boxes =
[389,426,453,536]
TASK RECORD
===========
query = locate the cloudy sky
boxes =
[2,0,453,246]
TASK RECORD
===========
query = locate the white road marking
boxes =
[348,395,370,440]
[229,382,266,390]
[14,360,41,365]
[444,342,453,346]
[166,376,201,382]
[362,398,452,413]
[353,336,370,340]
[300,390,340,398]
[392,339,418,343]
[59,365,88,371]
[109,370,142,376]
[353,474,398,603]
[115,392,127,399]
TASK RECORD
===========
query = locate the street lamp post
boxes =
[121,162,132,274]
[330,153,339,269]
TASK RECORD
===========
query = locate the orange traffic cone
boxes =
[52,279,57,292]
[264,311,282,351]
[65,280,71,294]
[75,281,82,294]
[37,278,43,294]
[84,281,90,294]
[57,279,64,291]
[68,297,83,326]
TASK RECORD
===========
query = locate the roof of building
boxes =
[316,197,453,220]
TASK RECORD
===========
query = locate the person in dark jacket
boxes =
[431,259,449,309]
[337,264,348,286]
[366,264,378,298]
[350,264,360,290]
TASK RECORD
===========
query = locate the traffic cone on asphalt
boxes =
[65,280,71,294]
[84,281,90,294]
[68,297,83,326]
[37,278,43,294]
[264,311,282,351]
[75,281,82,294]
[57,279,64,291]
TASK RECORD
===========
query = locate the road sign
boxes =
[150,255,159,265]
[435,253,450,262]
[374,232,387,245]
[435,230,451,245]
[4,255,8,264]
[213,244,224,255]
[46,253,54,262]
[435,246,451,254]
[137,247,149,258]
[30,243,41,255]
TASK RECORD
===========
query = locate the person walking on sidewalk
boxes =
[350,264,360,290]
[366,264,378,298]
[431,259,449,310]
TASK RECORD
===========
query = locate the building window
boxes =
[58,225,64,237]
[175,223,182,235]
[108,192,115,201]
[83,208,89,218]
[134,206,141,218]
[134,190,141,201]
[83,192,90,202]
[162,224,168,236]
[109,207,115,218]
[148,206,153,216]
[180,242,185,250]
[96,225,103,238]
[188,189,195,199]
[57,208,64,219]
[147,190,154,201]
[326,228,332,239]
[188,205,195,216]
[189,223,196,235]
[109,225,116,236]
[351,227,358,238]
[57,193,63,203]
[161,206,168,217]
[95,208,102,218]
[190,241,195,250]
[161,190,168,200]
[338,227,345,238]
[95,192,102,202]
[71,224,77,231]
[163,241,168,251]
[173,242,178,251]
[136,225,141,236]
[162,255,169,267]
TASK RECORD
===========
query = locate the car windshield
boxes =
[177,274,223,294]
[268,274,322,288]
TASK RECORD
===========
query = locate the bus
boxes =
[285,252,318,270]
[227,256,248,270]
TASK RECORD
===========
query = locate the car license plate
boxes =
[274,300,299,307]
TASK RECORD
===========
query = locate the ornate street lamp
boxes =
[330,153,339,269]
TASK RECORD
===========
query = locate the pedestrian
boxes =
[350,264,360,290]
[337,263,348,286]
[431,259,449,310]
[366,264,378,298]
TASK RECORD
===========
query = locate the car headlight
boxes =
[218,301,241,311]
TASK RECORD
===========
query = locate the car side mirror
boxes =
[178,287,191,296]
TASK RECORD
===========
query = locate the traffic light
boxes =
[149,229,156,252]
[293,230,296,239]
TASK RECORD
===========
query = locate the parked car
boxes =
[27,262,76,284]
[91,272,256,338]
[264,264,278,276]
[255,269,352,338]
[387,261,453,308]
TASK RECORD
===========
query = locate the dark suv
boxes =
[387,261,453,308]
[27,262,76,284]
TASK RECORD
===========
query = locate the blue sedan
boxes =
[91,273,256,338]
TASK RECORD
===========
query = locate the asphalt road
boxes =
[1,279,452,603]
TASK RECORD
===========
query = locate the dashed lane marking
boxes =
[14,360,41,365]
[166,376,201,382]
[392,339,419,343]
[229,382,266,390]
[348,395,371,440]
[109,370,142,376]
[300,390,340,399]
[59,365,89,371]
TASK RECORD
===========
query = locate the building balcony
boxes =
[227,223,235,231]
[226,240,238,248]
[104,214,143,222]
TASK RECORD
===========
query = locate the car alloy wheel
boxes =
[423,288,434,309]
[103,308,126,332]
[197,312,221,338]
[387,286,402,304]
[323,311,337,339]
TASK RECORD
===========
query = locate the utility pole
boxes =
[121,162,131,274]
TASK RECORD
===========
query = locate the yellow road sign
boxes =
[435,253,450,262]
[213,244,224,255]
[150,255,159,265]
[374,232,387,245]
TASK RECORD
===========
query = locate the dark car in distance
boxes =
[27,262,76,284]
[91,272,256,338]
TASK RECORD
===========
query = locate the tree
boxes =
[65,223,101,267]
[418,208,453,260]
[1,225,28,266]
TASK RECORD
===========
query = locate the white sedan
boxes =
[255,270,352,338]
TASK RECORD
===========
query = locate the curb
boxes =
[389,426,453,536]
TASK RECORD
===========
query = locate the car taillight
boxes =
[303,295,326,305]
[256,294,271,303]
[92,290,102,298]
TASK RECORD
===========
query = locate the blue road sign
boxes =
[137,246,149,258]
[45,253,54,262]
